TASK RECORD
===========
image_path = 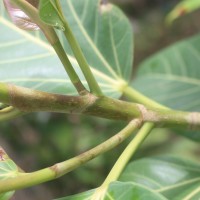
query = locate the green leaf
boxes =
[57,156,200,200]
[0,192,14,200]
[55,189,94,200]
[56,182,167,200]
[132,34,200,141]
[0,148,18,200]
[0,0,133,98]
[0,17,76,94]
[59,0,133,91]
[39,0,65,30]
[119,156,200,200]
[166,0,200,24]
[133,34,200,112]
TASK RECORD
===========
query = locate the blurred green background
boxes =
[1,0,200,199]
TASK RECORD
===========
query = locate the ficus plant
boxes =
[0,0,200,199]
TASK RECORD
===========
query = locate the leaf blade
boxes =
[0,0,133,98]
[133,34,200,112]
[55,182,167,200]
[61,0,133,82]
[120,156,200,200]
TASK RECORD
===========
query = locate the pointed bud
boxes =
[3,0,40,31]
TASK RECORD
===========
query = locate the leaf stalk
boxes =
[0,119,141,193]
[11,0,86,95]
[56,0,103,96]
[91,122,154,200]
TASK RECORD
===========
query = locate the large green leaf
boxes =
[132,34,200,141]
[133,34,200,112]
[0,148,18,200]
[59,0,133,86]
[57,156,199,200]
[0,16,78,95]
[0,0,133,98]
[119,156,200,200]
[56,182,167,200]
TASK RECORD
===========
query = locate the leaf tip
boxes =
[3,0,40,31]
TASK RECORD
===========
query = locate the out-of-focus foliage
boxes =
[166,0,200,24]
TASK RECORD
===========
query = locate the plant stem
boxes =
[11,0,86,95]
[121,86,192,136]
[0,119,142,193]
[1,83,200,129]
[55,0,65,19]
[103,122,154,186]
[90,84,157,199]
[52,40,87,95]
[122,85,167,109]
[0,107,24,121]
[41,0,101,94]
[91,83,164,199]
[91,122,154,199]
[58,6,103,95]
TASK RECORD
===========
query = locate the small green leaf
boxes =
[39,0,65,30]
[0,148,18,200]
[166,0,200,24]
[120,156,200,200]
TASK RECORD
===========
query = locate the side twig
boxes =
[0,119,142,193]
